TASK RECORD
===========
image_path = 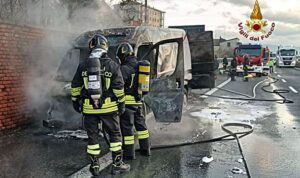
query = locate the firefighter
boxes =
[116,42,151,160]
[71,35,130,176]
[222,55,228,71]
[230,57,237,81]
[267,58,274,73]
[243,54,250,82]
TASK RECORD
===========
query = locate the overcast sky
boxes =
[107,0,300,49]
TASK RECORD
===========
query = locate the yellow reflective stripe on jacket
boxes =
[118,96,125,103]
[71,87,81,97]
[84,98,117,109]
[137,130,150,139]
[106,78,111,90]
[83,77,88,89]
[87,144,101,155]
[83,107,118,114]
[125,95,142,105]
[113,89,125,98]
[129,74,135,88]
[82,98,118,114]
[124,136,135,145]
[110,142,122,152]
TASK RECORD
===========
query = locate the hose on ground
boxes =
[136,122,253,178]
[201,76,293,104]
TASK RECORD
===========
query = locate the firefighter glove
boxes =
[72,100,81,113]
[118,102,126,115]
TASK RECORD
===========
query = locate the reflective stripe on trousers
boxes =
[110,142,122,152]
[124,135,135,145]
[87,144,101,155]
[137,130,150,139]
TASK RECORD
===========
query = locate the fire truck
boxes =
[234,44,264,77]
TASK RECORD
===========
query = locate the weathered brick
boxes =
[0,22,72,133]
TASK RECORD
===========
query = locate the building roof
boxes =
[214,36,239,46]
[214,37,226,46]
[225,37,239,41]
[120,1,165,13]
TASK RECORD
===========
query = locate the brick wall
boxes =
[0,22,44,133]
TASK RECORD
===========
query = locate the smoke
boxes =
[21,0,125,126]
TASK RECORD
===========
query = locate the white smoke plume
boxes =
[19,0,125,125]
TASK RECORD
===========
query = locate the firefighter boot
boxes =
[111,151,130,175]
[123,144,136,160]
[139,138,151,156]
[89,155,101,176]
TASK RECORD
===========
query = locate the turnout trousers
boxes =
[120,105,150,159]
[84,113,123,158]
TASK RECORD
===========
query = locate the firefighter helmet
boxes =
[88,35,108,51]
[116,42,134,63]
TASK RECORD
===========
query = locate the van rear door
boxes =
[138,38,185,122]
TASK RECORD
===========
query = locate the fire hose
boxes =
[202,76,294,104]
[131,122,253,178]
[66,121,253,178]
[66,76,291,177]
[139,75,294,178]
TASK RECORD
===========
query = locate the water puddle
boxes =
[190,100,273,123]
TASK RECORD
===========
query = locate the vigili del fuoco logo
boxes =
[238,0,275,41]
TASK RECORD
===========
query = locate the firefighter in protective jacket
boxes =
[116,42,151,160]
[71,35,130,175]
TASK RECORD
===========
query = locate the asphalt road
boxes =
[1,68,300,178]
[92,68,300,178]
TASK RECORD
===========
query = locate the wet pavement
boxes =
[1,68,300,178]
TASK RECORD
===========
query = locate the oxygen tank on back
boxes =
[138,60,150,95]
[87,56,102,108]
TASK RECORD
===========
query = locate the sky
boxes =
[106,0,300,50]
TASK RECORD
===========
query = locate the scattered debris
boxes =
[48,130,88,139]
[231,167,246,174]
[237,158,243,163]
[202,156,213,163]
[209,107,221,109]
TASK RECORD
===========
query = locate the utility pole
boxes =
[144,0,148,25]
